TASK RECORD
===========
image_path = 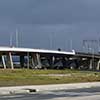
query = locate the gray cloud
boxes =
[0,0,100,51]
[0,0,90,24]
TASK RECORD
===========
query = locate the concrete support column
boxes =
[89,59,93,70]
[2,55,6,69]
[36,53,42,69]
[31,53,42,69]
[20,55,24,68]
[31,57,35,67]
[50,56,55,69]
[27,52,30,69]
[29,56,35,69]
[52,56,55,65]
[9,52,14,69]
[32,54,37,68]
[97,59,100,70]
[62,57,66,68]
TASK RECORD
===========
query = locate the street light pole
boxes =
[70,39,73,51]
[16,29,18,47]
[10,33,13,47]
[50,33,53,50]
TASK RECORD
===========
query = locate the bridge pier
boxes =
[20,55,25,68]
[31,53,42,69]
[61,57,67,68]
[29,54,36,69]
[9,52,14,69]
[47,56,55,69]
[89,59,93,70]
[52,56,55,68]
[27,52,30,69]
[2,55,6,69]
[89,58,99,70]
[20,53,42,69]
[31,54,37,68]
[78,58,90,70]
[5,52,14,69]
[31,53,41,69]
[36,53,42,68]
[52,56,63,69]
[97,59,100,70]
[31,56,35,67]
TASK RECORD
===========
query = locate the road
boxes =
[0,87,100,100]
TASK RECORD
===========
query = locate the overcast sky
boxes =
[0,0,100,51]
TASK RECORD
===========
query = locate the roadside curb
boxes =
[0,82,100,95]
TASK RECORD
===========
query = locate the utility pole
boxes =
[70,39,73,51]
[50,34,53,50]
[49,33,53,50]
[10,33,13,47]
[16,29,18,47]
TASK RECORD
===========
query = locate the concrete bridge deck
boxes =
[0,47,99,70]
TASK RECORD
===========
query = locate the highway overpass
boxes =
[0,47,100,70]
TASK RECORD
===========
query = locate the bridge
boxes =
[0,47,100,70]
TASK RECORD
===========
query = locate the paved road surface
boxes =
[0,87,100,100]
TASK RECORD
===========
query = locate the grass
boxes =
[0,69,100,86]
